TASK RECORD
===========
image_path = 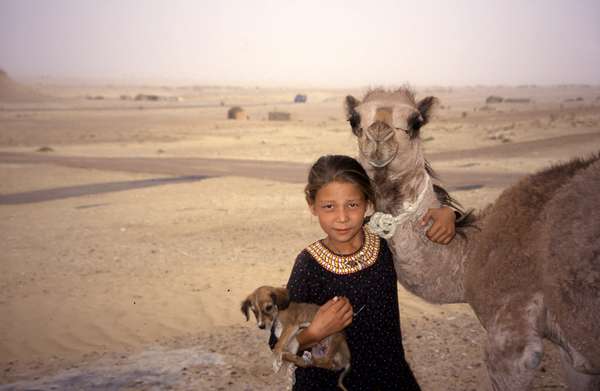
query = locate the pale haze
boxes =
[1,0,599,86]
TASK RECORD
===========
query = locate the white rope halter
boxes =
[368,174,431,239]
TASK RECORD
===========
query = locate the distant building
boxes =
[227,106,248,120]
[134,94,160,101]
[485,95,504,104]
[504,98,531,104]
[268,111,291,121]
[294,94,307,103]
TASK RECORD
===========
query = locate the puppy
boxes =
[241,285,351,391]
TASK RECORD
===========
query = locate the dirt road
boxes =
[2,132,598,204]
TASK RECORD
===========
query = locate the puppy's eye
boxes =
[265,304,273,312]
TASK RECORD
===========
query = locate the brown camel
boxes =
[344,88,600,390]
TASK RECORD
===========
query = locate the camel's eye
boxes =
[265,304,273,312]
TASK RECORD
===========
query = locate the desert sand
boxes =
[1,74,600,390]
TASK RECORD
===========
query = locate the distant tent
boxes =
[227,106,248,120]
[268,111,291,121]
[294,94,307,103]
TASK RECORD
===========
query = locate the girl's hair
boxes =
[305,155,375,206]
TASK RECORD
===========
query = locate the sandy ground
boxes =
[1,82,599,390]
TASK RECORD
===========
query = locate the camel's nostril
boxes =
[258,324,266,329]
[366,130,376,142]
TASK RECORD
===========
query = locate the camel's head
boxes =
[345,88,436,169]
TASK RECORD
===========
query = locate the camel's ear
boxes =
[241,298,251,321]
[408,96,437,139]
[270,287,290,310]
[345,95,362,136]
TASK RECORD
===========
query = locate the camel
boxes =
[344,88,600,390]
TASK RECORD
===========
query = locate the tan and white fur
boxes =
[241,285,351,390]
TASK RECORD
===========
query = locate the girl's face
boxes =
[309,180,368,253]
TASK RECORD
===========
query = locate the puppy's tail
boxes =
[337,364,351,391]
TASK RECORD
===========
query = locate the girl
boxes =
[284,154,456,390]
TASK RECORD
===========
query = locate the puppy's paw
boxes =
[272,353,283,373]
[302,350,313,365]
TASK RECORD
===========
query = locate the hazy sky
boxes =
[1,0,599,86]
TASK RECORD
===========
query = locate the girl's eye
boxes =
[348,202,360,208]
[321,204,334,210]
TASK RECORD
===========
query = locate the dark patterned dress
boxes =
[284,227,421,391]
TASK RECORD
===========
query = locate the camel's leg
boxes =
[485,294,545,391]
[559,347,600,391]
[485,337,542,391]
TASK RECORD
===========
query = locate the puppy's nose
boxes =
[258,324,266,329]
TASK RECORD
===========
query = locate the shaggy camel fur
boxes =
[344,88,600,391]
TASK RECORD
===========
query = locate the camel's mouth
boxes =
[359,141,399,168]
[367,155,395,168]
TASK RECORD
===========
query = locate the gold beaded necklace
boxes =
[306,226,380,275]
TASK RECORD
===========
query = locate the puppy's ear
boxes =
[270,287,290,310]
[241,298,251,321]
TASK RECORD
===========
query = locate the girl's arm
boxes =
[296,296,353,350]
[285,253,353,350]
[420,206,456,244]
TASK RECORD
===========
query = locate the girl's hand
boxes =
[298,296,353,348]
[420,206,456,244]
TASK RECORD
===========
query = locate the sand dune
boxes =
[0,70,50,103]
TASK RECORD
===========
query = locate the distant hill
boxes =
[0,69,49,102]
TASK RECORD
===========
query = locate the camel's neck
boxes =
[367,148,475,304]
[388,188,474,304]
[368,144,429,216]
